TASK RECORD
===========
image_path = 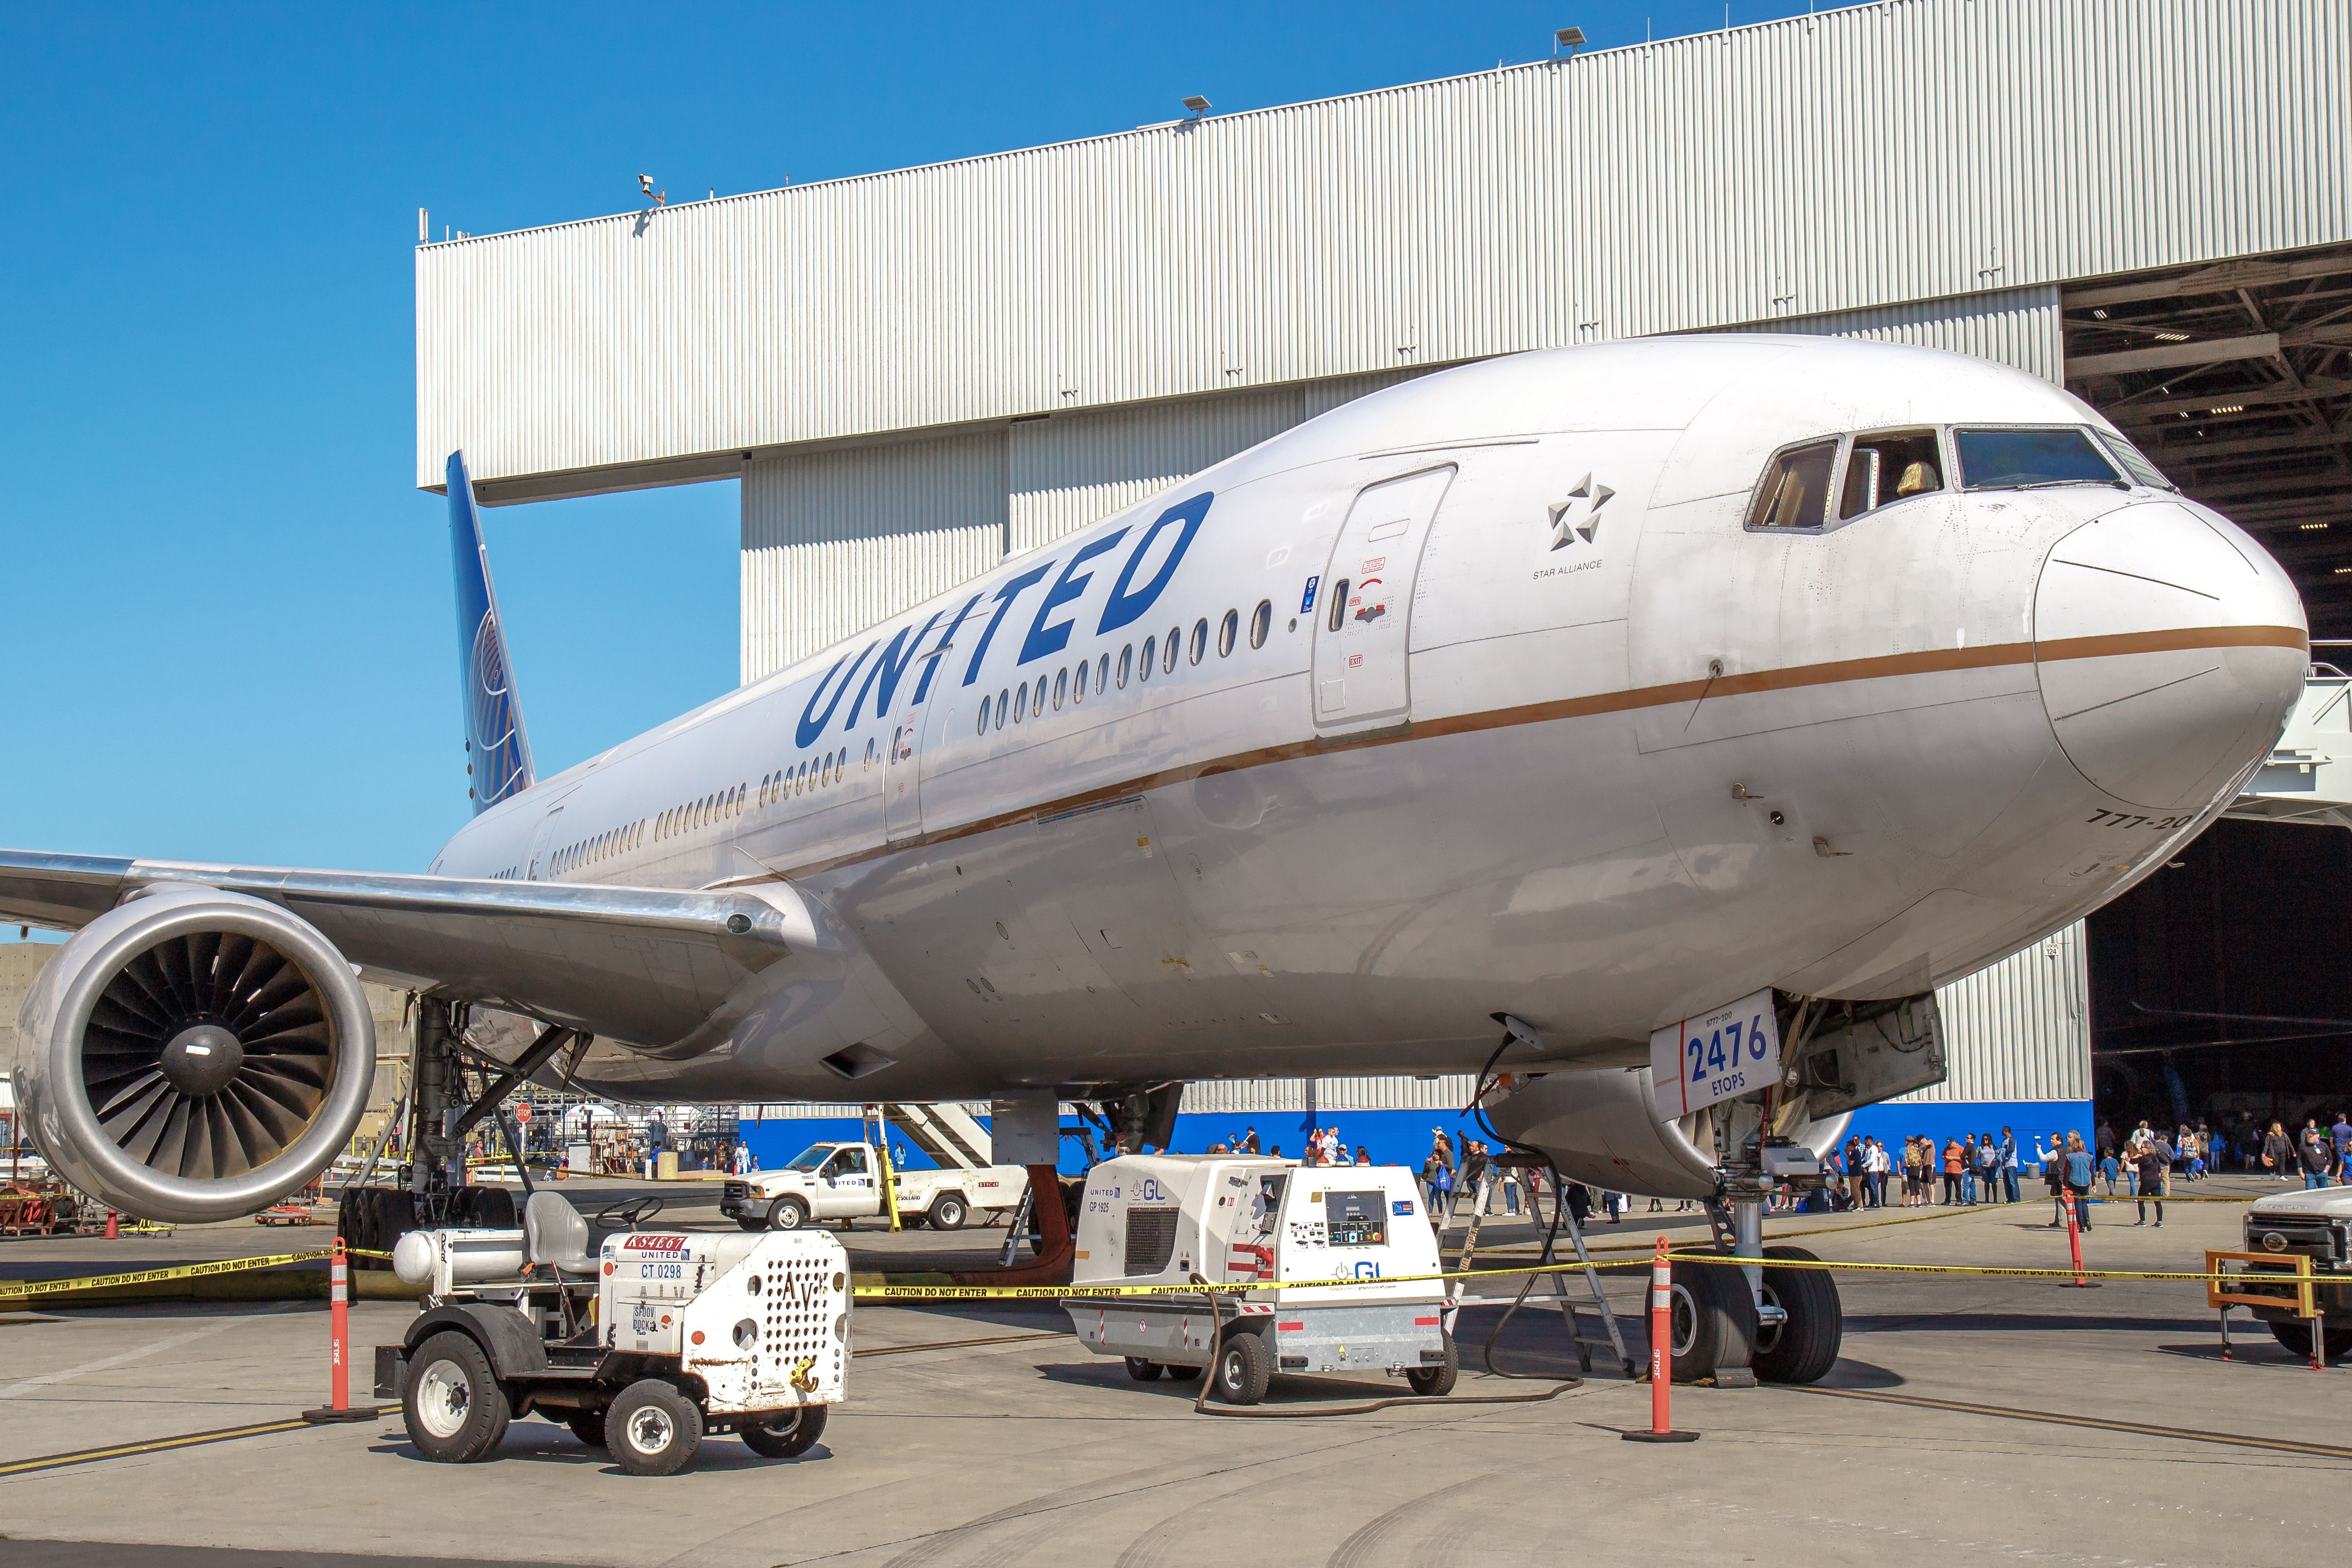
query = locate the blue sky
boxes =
[0,0,1817,926]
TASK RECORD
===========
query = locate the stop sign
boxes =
[515,1103,533,1125]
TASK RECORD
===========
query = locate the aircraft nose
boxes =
[2034,500,2307,813]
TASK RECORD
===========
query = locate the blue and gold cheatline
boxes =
[448,451,535,815]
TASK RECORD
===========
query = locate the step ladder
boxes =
[1445,1175,1636,1379]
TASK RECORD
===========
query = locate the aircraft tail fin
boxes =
[448,451,535,814]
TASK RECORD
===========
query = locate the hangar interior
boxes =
[414,0,2349,1154]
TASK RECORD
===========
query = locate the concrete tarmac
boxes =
[2,1175,2344,1567]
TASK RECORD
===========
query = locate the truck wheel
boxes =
[1123,1356,1164,1382]
[2267,1320,2352,1359]
[928,1193,969,1231]
[1754,1246,1843,1385]
[767,1196,808,1232]
[742,1404,827,1458]
[1406,1330,1459,1397]
[402,1331,511,1463]
[1210,1332,1273,1405]
[610,1379,702,1476]
[1667,1258,1757,1385]
[567,1410,607,1449]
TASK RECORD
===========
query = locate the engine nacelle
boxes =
[1486,1067,1852,1202]
[11,886,376,1223]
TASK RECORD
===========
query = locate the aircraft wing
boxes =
[0,849,800,1051]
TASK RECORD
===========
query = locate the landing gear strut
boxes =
[1687,1178,1840,1386]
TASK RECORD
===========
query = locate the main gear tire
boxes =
[1753,1245,1843,1385]
[1667,1257,1757,1384]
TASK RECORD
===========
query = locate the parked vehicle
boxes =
[720,1140,1025,1232]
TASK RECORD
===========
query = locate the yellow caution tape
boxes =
[0,1249,336,1300]
[1658,1249,2308,1284]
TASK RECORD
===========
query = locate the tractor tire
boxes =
[742,1404,828,1458]
[610,1379,702,1476]
[402,1331,511,1463]
[1406,1329,1459,1397]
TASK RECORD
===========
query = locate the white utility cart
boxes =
[1062,1154,1456,1405]
[378,1191,851,1475]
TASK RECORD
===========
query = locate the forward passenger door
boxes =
[1311,467,1455,735]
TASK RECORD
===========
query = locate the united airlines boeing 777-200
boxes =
[3,337,2307,1341]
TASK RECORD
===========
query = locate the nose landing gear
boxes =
[1671,1185,1842,1386]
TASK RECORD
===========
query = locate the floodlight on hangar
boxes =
[1181,95,1210,119]
[1554,26,1586,55]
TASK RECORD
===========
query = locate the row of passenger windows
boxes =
[655,784,745,844]
[977,600,1274,736]
[1746,424,2172,532]
[554,819,646,878]
[760,744,863,808]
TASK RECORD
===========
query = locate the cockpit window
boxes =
[2093,429,2175,491]
[1745,439,1838,530]
[1839,429,1943,519]
[1953,427,2125,492]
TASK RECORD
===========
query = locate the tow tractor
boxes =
[377,1189,850,1475]
[1063,1154,1456,1405]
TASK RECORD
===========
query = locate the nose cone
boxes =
[2035,501,2307,812]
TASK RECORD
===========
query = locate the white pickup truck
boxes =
[720,1141,1027,1232]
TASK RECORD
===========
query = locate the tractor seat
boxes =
[524,1191,600,1278]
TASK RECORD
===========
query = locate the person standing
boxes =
[2331,1112,2352,1184]
[1844,1136,1866,1210]
[2262,1120,2294,1180]
[2133,1133,2171,1227]
[2000,1126,2020,1205]
[1960,1135,1980,1205]
[2035,1134,2066,1225]
[1942,1137,1965,1205]
[1866,1138,1890,1208]
[2301,1126,2335,1189]
[2063,1131,2096,1231]
[1354,1143,1372,1169]
[1461,1140,1492,1218]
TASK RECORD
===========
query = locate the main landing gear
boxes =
[1665,1187,1842,1386]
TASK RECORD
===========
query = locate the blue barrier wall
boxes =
[736,1099,2098,1184]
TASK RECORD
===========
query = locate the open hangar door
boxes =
[2065,244,2352,1152]
[2062,242,2352,634]
[2085,820,2352,1156]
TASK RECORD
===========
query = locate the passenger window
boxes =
[1053,668,1067,710]
[1218,610,1237,657]
[1098,652,1110,693]
[1140,637,1156,681]
[1014,684,1027,724]
[1746,439,1838,530]
[977,701,990,736]
[1034,673,1050,713]
[1073,661,1087,703]
[1118,646,1132,688]
[1190,619,1209,664]
[1250,600,1272,649]
[1164,629,1180,673]
[995,690,1008,726]
[1327,579,1351,632]
[1840,429,1943,518]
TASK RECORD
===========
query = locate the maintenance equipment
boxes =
[1063,1154,1454,1405]
[377,1189,849,1475]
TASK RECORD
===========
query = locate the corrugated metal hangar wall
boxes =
[414,0,2349,1127]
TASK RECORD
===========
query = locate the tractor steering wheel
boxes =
[596,1194,665,1228]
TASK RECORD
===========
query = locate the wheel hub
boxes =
[629,1407,673,1452]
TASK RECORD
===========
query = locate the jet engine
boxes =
[11,885,376,1223]
[1487,993,1945,1199]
